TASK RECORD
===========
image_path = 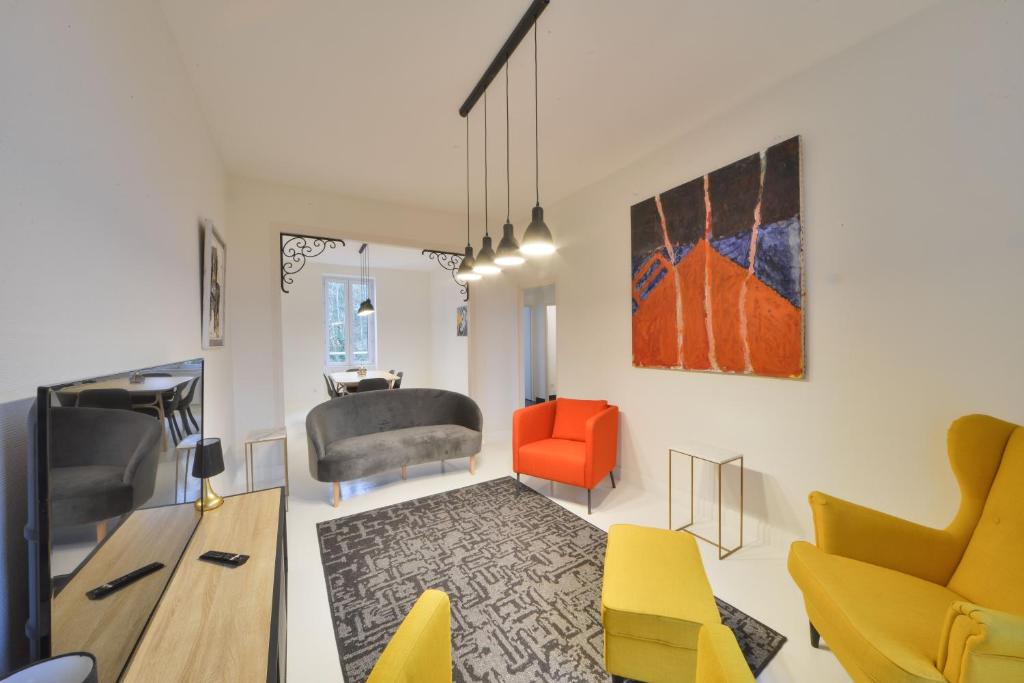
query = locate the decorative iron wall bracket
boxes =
[280,232,345,293]
[422,250,470,302]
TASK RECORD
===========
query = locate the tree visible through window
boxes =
[324,276,376,367]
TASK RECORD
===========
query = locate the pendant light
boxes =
[357,243,375,316]
[456,115,482,282]
[495,64,524,267]
[520,24,556,256]
[473,91,501,275]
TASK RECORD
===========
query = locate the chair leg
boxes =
[609,471,616,488]
[332,482,341,508]
[611,676,627,683]
[587,489,592,515]
[186,405,199,431]
[401,466,407,480]
[178,409,191,436]
[810,622,821,649]
[96,520,108,543]
[516,473,520,483]
[469,454,476,475]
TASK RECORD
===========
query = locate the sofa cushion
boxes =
[517,438,586,486]
[323,424,481,481]
[948,427,1024,615]
[551,399,608,442]
[50,465,133,526]
[602,525,720,651]
[789,540,957,683]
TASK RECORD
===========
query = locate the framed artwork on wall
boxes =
[200,219,226,349]
[630,136,803,378]
[456,305,468,337]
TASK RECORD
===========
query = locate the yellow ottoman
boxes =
[602,524,723,683]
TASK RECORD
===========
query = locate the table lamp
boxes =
[0,652,97,683]
[192,437,225,511]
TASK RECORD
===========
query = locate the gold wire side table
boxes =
[243,428,289,510]
[668,445,744,559]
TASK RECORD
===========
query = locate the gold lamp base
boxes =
[195,478,224,512]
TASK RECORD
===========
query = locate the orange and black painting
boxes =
[630,136,803,378]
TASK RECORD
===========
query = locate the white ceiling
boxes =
[161,0,935,217]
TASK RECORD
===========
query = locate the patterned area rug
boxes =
[317,477,785,682]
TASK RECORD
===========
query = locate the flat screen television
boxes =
[26,359,205,682]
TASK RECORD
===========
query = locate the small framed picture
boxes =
[201,219,226,348]
[456,305,468,337]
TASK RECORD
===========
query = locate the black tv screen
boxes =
[26,359,205,682]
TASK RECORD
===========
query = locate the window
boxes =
[323,276,376,368]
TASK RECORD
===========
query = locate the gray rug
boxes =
[317,477,785,682]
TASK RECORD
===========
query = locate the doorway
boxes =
[521,284,556,406]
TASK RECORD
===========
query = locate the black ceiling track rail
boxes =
[280,232,345,293]
[458,0,550,117]
[422,249,471,302]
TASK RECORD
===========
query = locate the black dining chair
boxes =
[356,377,389,392]
[176,377,201,434]
[392,371,404,389]
[133,373,184,444]
[76,388,133,411]
[324,373,342,399]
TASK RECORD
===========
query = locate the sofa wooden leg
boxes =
[332,482,341,508]
[609,471,616,488]
[441,460,445,474]
[469,454,476,475]
[96,520,108,543]
[810,621,821,649]
[401,466,407,480]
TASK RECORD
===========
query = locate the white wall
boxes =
[429,270,469,394]
[0,1,229,673]
[227,176,509,447]
[549,0,1024,541]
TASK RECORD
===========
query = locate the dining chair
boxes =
[324,373,342,399]
[133,373,184,445]
[176,376,201,434]
[393,371,404,389]
[76,388,133,411]
[357,377,389,392]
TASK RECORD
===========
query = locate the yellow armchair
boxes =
[695,623,755,683]
[788,414,1024,683]
[367,589,452,683]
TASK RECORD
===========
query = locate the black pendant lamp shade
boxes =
[473,92,501,275]
[457,115,482,282]
[520,24,556,257]
[495,65,524,267]
[357,243,376,316]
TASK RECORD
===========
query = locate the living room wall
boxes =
[0,1,231,674]
[548,0,1024,542]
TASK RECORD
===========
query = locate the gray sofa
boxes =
[49,406,163,539]
[306,388,482,507]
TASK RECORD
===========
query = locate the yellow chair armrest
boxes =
[696,623,755,683]
[367,589,453,683]
[937,602,1024,683]
[809,491,963,584]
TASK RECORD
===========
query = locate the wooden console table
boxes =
[121,488,287,682]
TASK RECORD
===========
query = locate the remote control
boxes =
[199,550,249,567]
[86,562,165,600]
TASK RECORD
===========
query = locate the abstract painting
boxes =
[630,136,803,378]
[456,305,468,337]
[201,219,226,349]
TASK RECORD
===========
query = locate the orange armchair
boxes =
[513,398,619,514]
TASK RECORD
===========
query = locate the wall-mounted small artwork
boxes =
[630,136,803,378]
[201,219,226,349]
[456,305,468,337]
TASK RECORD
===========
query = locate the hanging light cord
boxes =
[506,64,511,222]
[534,24,540,206]
[484,90,489,235]
[466,116,471,244]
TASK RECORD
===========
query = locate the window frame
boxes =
[322,274,378,369]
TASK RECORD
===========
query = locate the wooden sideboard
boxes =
[121,488,286,682]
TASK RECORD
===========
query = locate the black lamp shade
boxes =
[192,438,225,478]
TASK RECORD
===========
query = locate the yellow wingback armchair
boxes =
[367,589,452,683]
[788,414,1024,683]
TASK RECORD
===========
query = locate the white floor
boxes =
[280,435,849,683]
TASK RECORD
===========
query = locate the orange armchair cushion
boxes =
[552,398,608,441]
[518,438,586,486]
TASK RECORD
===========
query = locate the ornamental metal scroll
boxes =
[421,250,470,302]
[280,233,345,293]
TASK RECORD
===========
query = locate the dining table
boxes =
[329,370,399,391]
[58,375,195,448]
